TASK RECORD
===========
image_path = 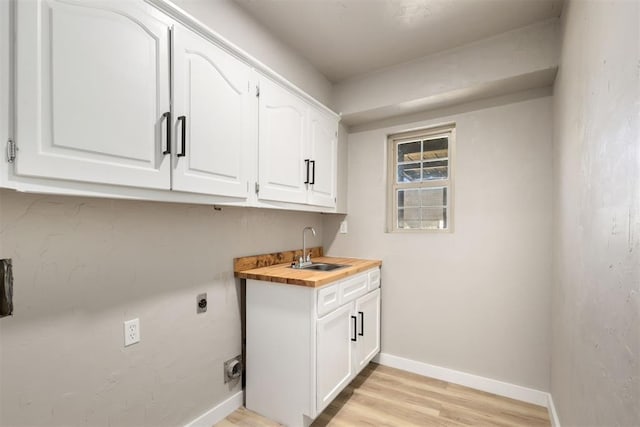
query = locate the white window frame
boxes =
[387,124,456,233]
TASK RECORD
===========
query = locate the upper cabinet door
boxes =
[0,0,9,153]
[257,76,309,204]
[15,0,171,189]
[172,25,254,198]
[308,110,337,208]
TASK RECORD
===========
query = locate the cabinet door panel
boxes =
[172,26,252,197]
[354,289,381,372]
[0,0,8,154]
[258,76,308,204]
[308,110,337,207]
[316,303,354,414]
[15,0,171,189]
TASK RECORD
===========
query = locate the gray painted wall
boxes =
[0,190,323,426]
[170,0,333,107]
[550,0,640,425]
[324,96,553,391]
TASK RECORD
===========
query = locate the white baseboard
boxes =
[184,391,243,427]
[184,357,562,427]
[373,353,549,407]
[547,393,561,427]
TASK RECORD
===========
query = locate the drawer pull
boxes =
[358,311,364,336]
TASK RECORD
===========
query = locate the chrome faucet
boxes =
[295,226,316,268]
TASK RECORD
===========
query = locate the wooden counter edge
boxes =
[235,259,382,288]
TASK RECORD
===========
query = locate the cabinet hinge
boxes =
[255,85,260,98]
[255,182,260,194]
[6,139,16,163]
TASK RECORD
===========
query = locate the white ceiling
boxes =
[233,0,563,82]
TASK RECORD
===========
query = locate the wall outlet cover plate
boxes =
[124,318,140,347]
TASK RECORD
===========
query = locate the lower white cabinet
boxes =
[316,303,354,412]
[246,268,381,427]
[354,288,381,371]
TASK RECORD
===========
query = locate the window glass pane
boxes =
[421,187,447,207]
[399,188,447,208]
[398,187,449,230]
[423,137,448,160]
[397,141,421,162]
[397,163,421,182]
[397,207,420,229]
[398,188,420,208]
[398,219,421,229]
[398,206,448,230]
[422,161,448,180]
[421,207,448,230]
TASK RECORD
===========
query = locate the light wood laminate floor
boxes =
[216,363,551,426]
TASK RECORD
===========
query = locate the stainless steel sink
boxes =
[297,263,348,272]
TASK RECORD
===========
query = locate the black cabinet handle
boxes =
[177,115,187,157]
[310,160,316,185]
[351,315,357,342]
[304,159,310,184]
[162,111,171,155]
[358,311,364,336]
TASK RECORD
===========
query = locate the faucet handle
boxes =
[306,253,311,262]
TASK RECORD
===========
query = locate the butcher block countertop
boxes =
[234,247,381,288]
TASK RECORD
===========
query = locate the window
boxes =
[387,124,455,232]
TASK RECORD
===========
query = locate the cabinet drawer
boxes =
[368,269,380,291]
[339,273,368,305]
[317,283,340,317]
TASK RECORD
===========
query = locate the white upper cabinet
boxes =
[257,75,309,205]
[6,0,340,210]
[308,109,338,207]
[15,0,172,189]
[257,75,339,208]
[172,25,254,198]
[1,0,9,152]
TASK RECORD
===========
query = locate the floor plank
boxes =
[215,363,551,426]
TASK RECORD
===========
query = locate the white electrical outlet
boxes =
[339,220,348,234]
[124,318,140,347]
